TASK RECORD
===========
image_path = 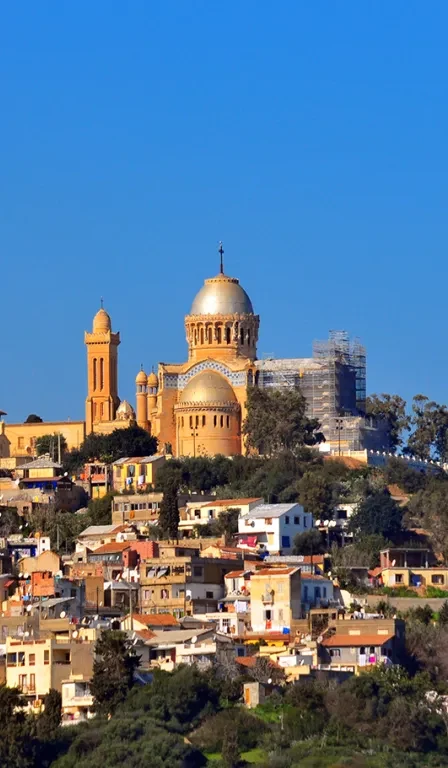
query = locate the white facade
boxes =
[238,503,313,554]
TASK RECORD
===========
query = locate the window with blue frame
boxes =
[281,535,290,548]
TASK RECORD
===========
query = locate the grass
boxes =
[205,748,266,764]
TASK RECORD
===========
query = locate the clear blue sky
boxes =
[1,1,447,423]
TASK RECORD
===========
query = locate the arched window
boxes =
[182,416,184,428]
[200,328,204,344]
[100,358,104,391]
[226,327,231,344]
[194,329,197,344]
[93,358,97,391]
[226,415,230,428]
[202,415,206,427]
[195,415,199,428]
[220,415,224,427]
[208,327,212,344]
[214,415,217,427]
[189,416,193,429]
[240,327,244,345]
[217,327,222,344]
[247,329,251,346]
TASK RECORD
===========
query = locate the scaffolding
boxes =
[256,330,368,450]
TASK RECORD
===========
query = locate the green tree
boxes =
[91,630,140,716]
[243,386,324,457]
[25,413,43,423]
[297,470,333,518]
[348,491,403,539]
[81,426,158,464]
[221,725,240,768]
[439,601,448,625]
[408,481,448,561]
[405,395,448,462]
[293,528,324,556]
[365,394,410,451]
[37,688,61,739]
[88,492,116,526]
[35,432,68,459]
[0,685,36,767]
[158,481,180,539]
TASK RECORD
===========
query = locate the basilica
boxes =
[85,257,259,457]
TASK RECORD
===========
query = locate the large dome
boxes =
[190,274,254,315]
[93,307,111,333]
[180,371,237,404]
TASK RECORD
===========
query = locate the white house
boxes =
[237,503,313,555]
[179,498,263,534]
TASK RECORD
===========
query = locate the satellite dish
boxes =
[26,606,32,612]
[24,631,29,638]
[60,611,66,619]
[267,678,272,684]
[24,573,30,580]
[315,520,321,527]
[191,635,198,644]
[324,520,330,527]
[391,560,396,567]
[72,630,78,639]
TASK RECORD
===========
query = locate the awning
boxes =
[147,568,157,578]
[238,535,258,548]
[157,567,169,578]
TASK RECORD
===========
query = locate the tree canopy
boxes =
[242,386,325,457]
[348,491,403,539]
[91,630,141,716]
[366,393,410,451]
[36,433,68,460]
[25,414,43,423]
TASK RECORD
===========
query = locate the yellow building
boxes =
[135,256,259,457]
[250,567,302,634]
[112,455,166,492]
[2,420,85,458]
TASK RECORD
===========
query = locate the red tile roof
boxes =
[132,613,178,627]
[321,633,394,647]
[134,629,156,641]
[92,541,130,554]
[193,498,263,508]
[225,571,247,579]
[253,568,298,577]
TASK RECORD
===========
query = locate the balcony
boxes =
[261,592,274,605]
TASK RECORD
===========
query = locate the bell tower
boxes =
[85,305,120,434]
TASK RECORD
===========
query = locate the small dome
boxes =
[93,307,111,333]
[116,400,135,420]
[180,371,237,404]
[190,274,253,316]
[147,371,158,386]
[136,370,147,385]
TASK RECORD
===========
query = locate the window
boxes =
[226,327,231,344]
[240,327,244,344]
[29,674,35,692]
[360,647,366,655]
[160,588,169,599]
[220,415,224,427]
[18,437,24,449]
[214,415,217,427]
[100,357,104,391]
[217,327,222,343]
[294,516,300,525]
[195,415,199,428]
[281,536,290,548]
[44,650,49,665]
[193,566,203,577]
[202,415,206,427]
[182,416,184,427]
[330,649,341,658]
[200,328,204,344]
[247,329,251,345]
[29,653,35,666]
[226,415,230,428]
[285,516,290,524]
[277,582,284,594]
[206,591,213,599]
[222,618,231,628]
[189,416,193,429]
[264,609,272,621]
[264,518,272,525]
[323,587,327,598]
[278,608,284,623]
[303,585,308,599]
[432,574,445,585]
[395,574,403,584]
[315,587,321,599]
[19,675,27,690]
[208,327,212,343]
[93,358,97,390]
[303,517,308,528]
[71,588,77,598]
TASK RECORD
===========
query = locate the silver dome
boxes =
[190,274,254,316]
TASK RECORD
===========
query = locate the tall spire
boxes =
[218,241,224,274]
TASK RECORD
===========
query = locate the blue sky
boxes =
[1,1,447,422]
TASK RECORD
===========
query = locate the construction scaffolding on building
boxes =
[256,331,375,452]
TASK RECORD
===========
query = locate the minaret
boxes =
[135,368,148,429]
[84,304,120,434]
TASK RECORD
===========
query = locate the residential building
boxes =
[179,498,263,534]
[61,676,94,725]
[250,567,302,633]
[318,618,405,674]
[87,542,138,579]
[112,455,166,492]
[6,637,94,705]
[16,457,63,492]
[194,611,247,637]
[238,503,313,554]
[121,613,180,632]
[301,574,335,611]
[139,553,240,618]
[375,547,448,588]
[75,524,127,555]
